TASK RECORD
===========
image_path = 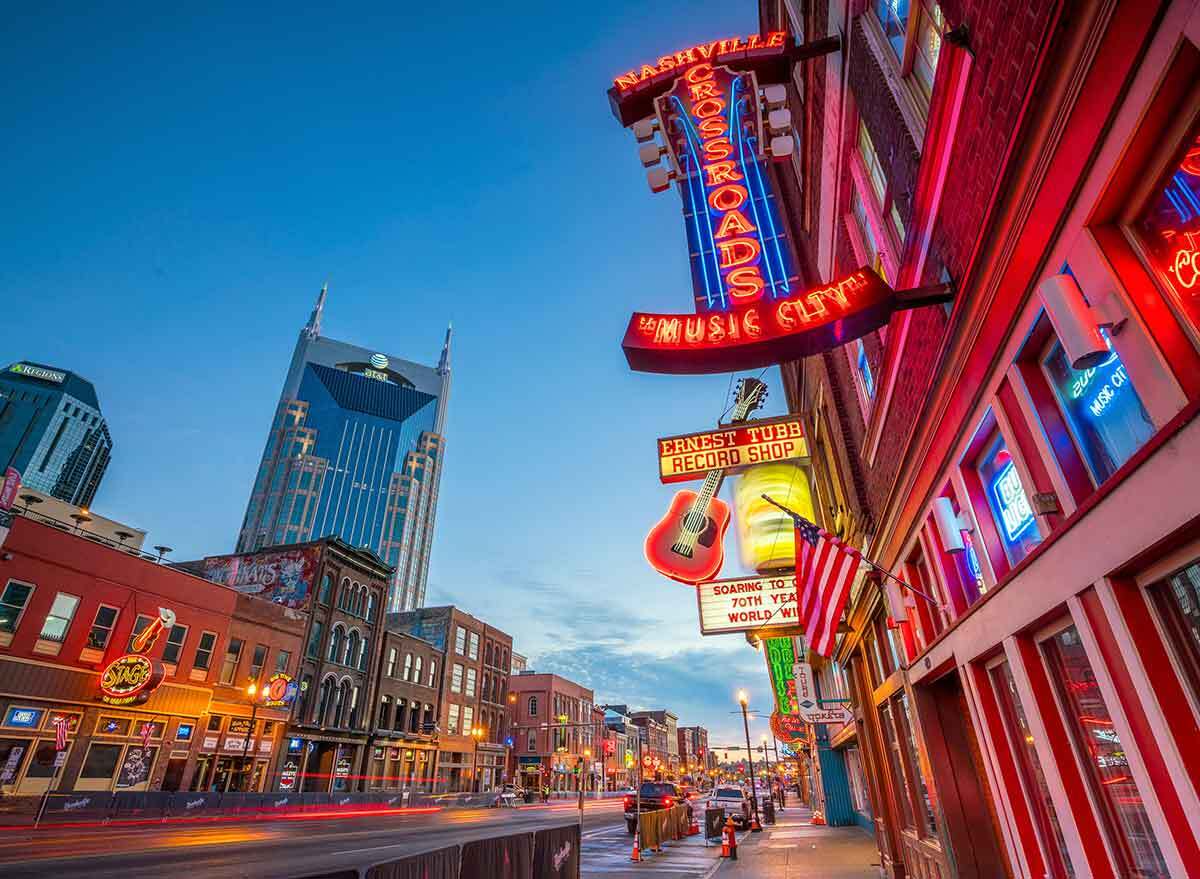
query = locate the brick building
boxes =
[510,672,600,793]
[678,725,710,779]
[364,628,441,792]
[387,606,512,792]
[758,0,1200,876]
[0,512,303,796]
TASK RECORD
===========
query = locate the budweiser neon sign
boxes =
[613,32,787,93]
[623,268,896,374]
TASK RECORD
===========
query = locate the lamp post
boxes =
[738,691,762,832]
[237,680,261,792]
[470,726,483,792]
[760,733,775,811]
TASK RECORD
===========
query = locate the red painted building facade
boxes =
[761,0,1200,876]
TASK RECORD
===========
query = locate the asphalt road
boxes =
[0,798,627,878]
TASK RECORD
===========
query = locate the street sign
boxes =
[791,661,853,724]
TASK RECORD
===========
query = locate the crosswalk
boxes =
[581,812,724,878]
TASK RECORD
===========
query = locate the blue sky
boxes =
[3,1,790,746]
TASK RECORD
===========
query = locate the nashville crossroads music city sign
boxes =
[696,574,799,635]
[658,416,807,483]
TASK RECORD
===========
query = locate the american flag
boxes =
[53,715,70,751]
[794,516,862,657]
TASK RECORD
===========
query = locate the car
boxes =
[623,781,691,833]
[708,786,753,828]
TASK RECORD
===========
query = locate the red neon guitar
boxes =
[644,378,768,584]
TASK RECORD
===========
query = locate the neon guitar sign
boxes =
[644,378,767,584]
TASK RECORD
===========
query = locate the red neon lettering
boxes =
[748,34,762,49]
[685,63,713,84]
[703,160,743,187]
[656,55,677,72]
[765,32,786,48]
[685,317,705,344]
[727,267,766,301]
[703,137,734,162]
[698,117,728,138]
[688,81,718,101]
[639,65,658,80]
[743,308,762,336]
[674,48,697,66]
[614,72,639,90]
[718,238,761,269]
[692,98,725,119]
[709,184,748,212]
[708,314,726,342]
[714,210,756,239]
[694,41,720,60]
[1172,242,1200,289]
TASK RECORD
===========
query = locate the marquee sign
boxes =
[623,268,899,373]
[696,574,799,635]
[100,654,165,706]
[658,416,806,484]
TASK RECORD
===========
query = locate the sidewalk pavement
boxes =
[718,806,883,879]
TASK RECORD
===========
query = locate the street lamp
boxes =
[760,733,776,809]
[738,691,762,831]
[470,726,484,792]
[237,680,262,792]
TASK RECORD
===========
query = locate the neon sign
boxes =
[622,268,896,373]
[100,654,165,706]
[657,417,806,483]
[990,461,1035,542]
[667,62,796,312]
[765,637,798,715]
[1137,128,1200,326]
[613,32,787,93]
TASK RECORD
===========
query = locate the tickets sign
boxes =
[658,417,807,484]
[696,575,799,635]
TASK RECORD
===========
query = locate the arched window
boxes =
[413,656,423,683]
[403,653,413,681]
[329,625,345,663]
[367,592,377,622]
[317,676,335,725]
[353,583,363,616]
[359,636,369,672]
[378,695,391,730]
[527,731,536,752]
[528,696,538,717]
[339,578,351,610]
[485,643,493,667]
[297,673,314,720]
[318,574,332,605]
[428,659,437,687]
[346,630,361,667]
[334,679,352,727]
[502,649,508,670]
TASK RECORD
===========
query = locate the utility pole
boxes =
[737,691,762,831]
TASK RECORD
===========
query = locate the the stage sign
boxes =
[623,268,897,374]
[696,574,799,635]
[658,417,806,484]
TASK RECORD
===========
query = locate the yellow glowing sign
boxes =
[733,463,816,573]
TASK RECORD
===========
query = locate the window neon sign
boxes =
[990,461,1035,542]
[667,62,796,312]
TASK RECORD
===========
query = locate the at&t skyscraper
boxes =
[236,286,450,612]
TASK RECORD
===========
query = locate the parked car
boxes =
[622,781,691,833]
[709,786,753,828]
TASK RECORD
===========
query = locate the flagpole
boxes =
[761,494,942,607]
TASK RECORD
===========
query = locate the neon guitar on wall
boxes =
[644,378,767,584]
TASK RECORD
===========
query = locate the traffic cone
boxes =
[750,812,763,832]
[631,830,641,862]
[811,810,826,826]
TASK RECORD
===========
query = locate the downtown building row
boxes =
[0,511,515,796]
[756,0,1200,877]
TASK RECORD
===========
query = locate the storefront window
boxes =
[990,660,1075,878]
[878,701,918,829]
[80,743,122,780]
[896,693,938,838]
[977,433,1041,565]
[1043,331,1154,484]
[1042,625,1169,877]
[1133,118,1200,334]
[1150,561,1200,709]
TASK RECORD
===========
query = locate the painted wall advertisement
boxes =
[202,545,321,609]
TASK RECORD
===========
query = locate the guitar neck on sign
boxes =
[645,378,767,584]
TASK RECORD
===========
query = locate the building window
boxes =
[162,625,188,665]
[386,647,397,678]
[466,668,477,698]
[306,620,324,659]
[328,626,345,664]
[451,663,464,694]
[412,655,421,682]
[462,706,474,733]
[528,696,538,717]
[193,631,217,671]
[1042,624,1169,876]
[855,339,876,400]
[0,581,34,634]
[858,120,887,206]
[38,593,79,643]
[428,660,437,688]
[80,743,123,781]
[87,605,119,650]
[874,0,910,60]
[455,626,466,655]
[1149,561,1200,714]
[127,614,154,652]
[976,432,1040,565]
[275,649,291,673]
[912,2,944,99]
[528,731,537,752]
[851,189,885,279]
[448,704,460,735]
[249,644,268,681]
[318,574,332,605]
[990,659,1075,878]
[317,677,335,724]
[396,699,408,732]
[379,696,392,730]
[220,638,244,685]
[359,636,369,672]
[1133,117,1200,334]
[345,631,361,667]
[468,632,479,660]
[1042,331,1154,485]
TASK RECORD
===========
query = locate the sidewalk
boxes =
[718,806,883,879]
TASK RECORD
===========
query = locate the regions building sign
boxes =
[658,417,806,483]
[696,575,799,635]
[202,545,321,609]
[8,363,66,383]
